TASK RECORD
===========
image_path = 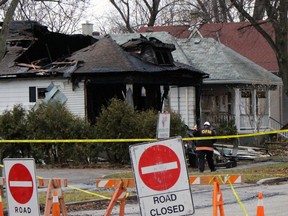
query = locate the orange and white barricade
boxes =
[41,178,68,216]
[96,175,243,216]
[104,180,127,216]
[213,181,225,216]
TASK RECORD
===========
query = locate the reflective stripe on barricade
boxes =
[96,175,243,188]
[96,178,136,188]
[190,175,243,185]
[38,178,68,188]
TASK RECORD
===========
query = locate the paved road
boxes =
[67,183,288,216]
[36,161,287,216]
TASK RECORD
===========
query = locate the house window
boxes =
[29,87,47,102]
[256,91,267,115]
[240,90,252,114]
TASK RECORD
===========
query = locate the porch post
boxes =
[234,88,241,132]
[126,84,134,108]
[268,90,271,128]
[252,89,257,131]
[195,85,201,128]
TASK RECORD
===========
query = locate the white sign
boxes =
[157,112,170,139]
[4,158,40,216]
[129,137,194,216]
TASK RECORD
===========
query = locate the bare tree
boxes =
[0,0,90,33]
[0,0,19,61]
[230,0,288,96]
[94,0,197,33]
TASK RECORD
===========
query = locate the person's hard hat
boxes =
[204,121,210,126]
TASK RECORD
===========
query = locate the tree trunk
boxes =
[0,0,20,61]
[275,0,288,95]
[253,0,265,20]
[212,0,219,22]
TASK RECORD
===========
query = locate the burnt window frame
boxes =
[154,49,174,65]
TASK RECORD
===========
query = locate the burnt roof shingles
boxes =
[69,35,206,76]
[69,36,135,73]
[198,22,278,73]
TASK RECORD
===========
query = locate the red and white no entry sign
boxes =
[4,159,40,215]
[130,137,195,215]
[8,163,34,204]
[138,144,180,191]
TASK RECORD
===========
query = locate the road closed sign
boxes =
[3,158,40,216]
[129,136,195,215]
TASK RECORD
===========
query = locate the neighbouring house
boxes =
[196,22,288,130]
[112,32,282,136]
[0,21,207,125]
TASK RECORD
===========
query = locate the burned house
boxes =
[0,21,207,125]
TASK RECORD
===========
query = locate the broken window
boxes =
[29,87,47,102]
[155,49,173,65]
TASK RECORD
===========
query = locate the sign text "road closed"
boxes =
[150,193,185,216]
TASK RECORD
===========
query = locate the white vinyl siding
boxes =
[0,78,85,118]
[169,86,196,128]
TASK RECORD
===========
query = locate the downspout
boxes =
[268,90,271,128]
[195,85,201,128]
[234,88,241,133]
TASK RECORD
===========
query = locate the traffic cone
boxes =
[0,189,3,216]
[52,190,61,216]
[256,192,265,216]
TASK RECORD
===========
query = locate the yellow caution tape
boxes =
[227,176,248,216]
[35,175,114,200]
[67,185,112,200]
[0,129,286,143]
[35,175,116,200]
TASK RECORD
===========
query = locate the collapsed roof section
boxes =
[0,21,97,78]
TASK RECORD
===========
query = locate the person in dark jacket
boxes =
[193,121,217,172]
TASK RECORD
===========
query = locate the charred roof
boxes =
[0,22,207,87]
[0,21,97,77]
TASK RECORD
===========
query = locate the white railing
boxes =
[239,114,269,130]
[269,117,288,139]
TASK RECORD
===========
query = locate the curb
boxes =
[257,176,288,185]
